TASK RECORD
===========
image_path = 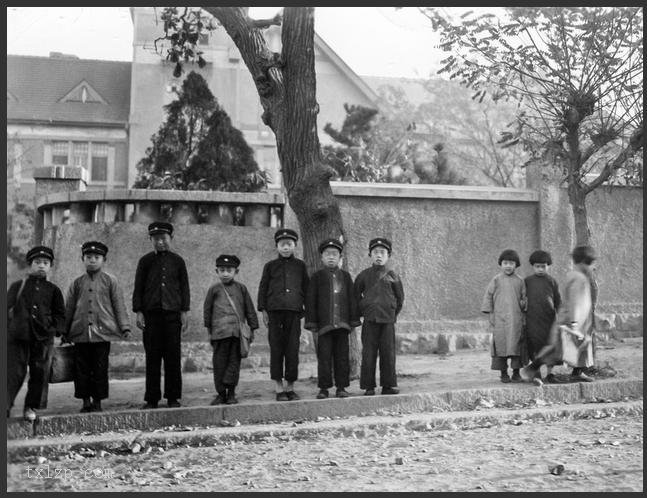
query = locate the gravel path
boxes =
[8,413,642,492]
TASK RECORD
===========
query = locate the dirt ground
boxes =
[10,338,642,416]
[6,412,643,492]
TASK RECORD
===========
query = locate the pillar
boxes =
[33,166,87,244]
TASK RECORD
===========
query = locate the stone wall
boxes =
[42,222,278,344]
[34,182,643,353]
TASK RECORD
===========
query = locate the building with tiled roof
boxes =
[7,53,132,205]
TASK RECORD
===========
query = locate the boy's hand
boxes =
[181,311,189,336]
[262,311,269,328]
[136,312,146,330]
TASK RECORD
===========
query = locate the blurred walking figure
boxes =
[522,246,597,383]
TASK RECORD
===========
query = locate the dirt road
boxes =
[7,412,642,492]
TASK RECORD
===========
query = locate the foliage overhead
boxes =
[133,71,267,192]
[322,99,466,185]
[420,7,643,188]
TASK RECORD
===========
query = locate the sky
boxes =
[7,7,451,79]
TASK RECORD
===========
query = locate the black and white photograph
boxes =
[5,6,643,492]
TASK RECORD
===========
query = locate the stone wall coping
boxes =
[36,188,286,212]
[329,181,540,202]
[36,183,544,212]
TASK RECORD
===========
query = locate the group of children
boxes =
[226,229,405,403]
[481,246,597,386]
[7,220,598,422]
[6,223,405,420]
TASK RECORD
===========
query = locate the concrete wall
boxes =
[32,182,642,346]
[336,194,539,321]
[41,222,279,343]
[587,186,643,313]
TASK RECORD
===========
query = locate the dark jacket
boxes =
[305,268,361,335]
[204,280,259,341]
[7,275,65,342]
[65,270,131,343]
[132,250,190,313]
[354,265,405,324]
[257,255,309,313]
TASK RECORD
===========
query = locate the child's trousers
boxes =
[7,338,52,410]
[268,311,301,382]
[491,355,522,370]
[212,337,241,394]
[360,321,397,390]
[316,329,350,389]
[74,342,111,400]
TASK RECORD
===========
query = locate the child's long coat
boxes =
[481,273,526,357]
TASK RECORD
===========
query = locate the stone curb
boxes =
[7,378,642,440]
[7,400,643,460]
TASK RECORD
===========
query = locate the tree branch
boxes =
[248,12,282,29]
[583,125,643,194]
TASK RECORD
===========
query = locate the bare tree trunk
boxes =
[208,7,360,376]
[567,182,591,246]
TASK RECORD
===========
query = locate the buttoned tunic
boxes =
[305,267,361,335]
[257,255,309,313]
[132,250,190,312]
[7,275,65,342]
[65,270,131,342]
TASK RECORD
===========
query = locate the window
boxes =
[91,143,108,182]
[47,141,112,183]
[52,141,69,165]
[198,32,209,45]
[72,142,88,168]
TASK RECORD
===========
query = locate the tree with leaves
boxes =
[154,7,343,269]
[421,6,643,245]
[133,70,266,192]
[322,100,466,185]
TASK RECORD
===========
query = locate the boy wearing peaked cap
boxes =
[133,222,190,409]
[7,246,65,421]
[354,238,405,396]
[204,254,259,405]
[305,238,361,399]
[64,241,131,413]
[257,228,309,401]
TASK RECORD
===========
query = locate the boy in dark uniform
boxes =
[7,246,65,420]
[354,238,404,396]
[133,222,190,409]
[257,228,309,401]
[64,241,131,412]
[204,254,259,405]
[305,239,361,399]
